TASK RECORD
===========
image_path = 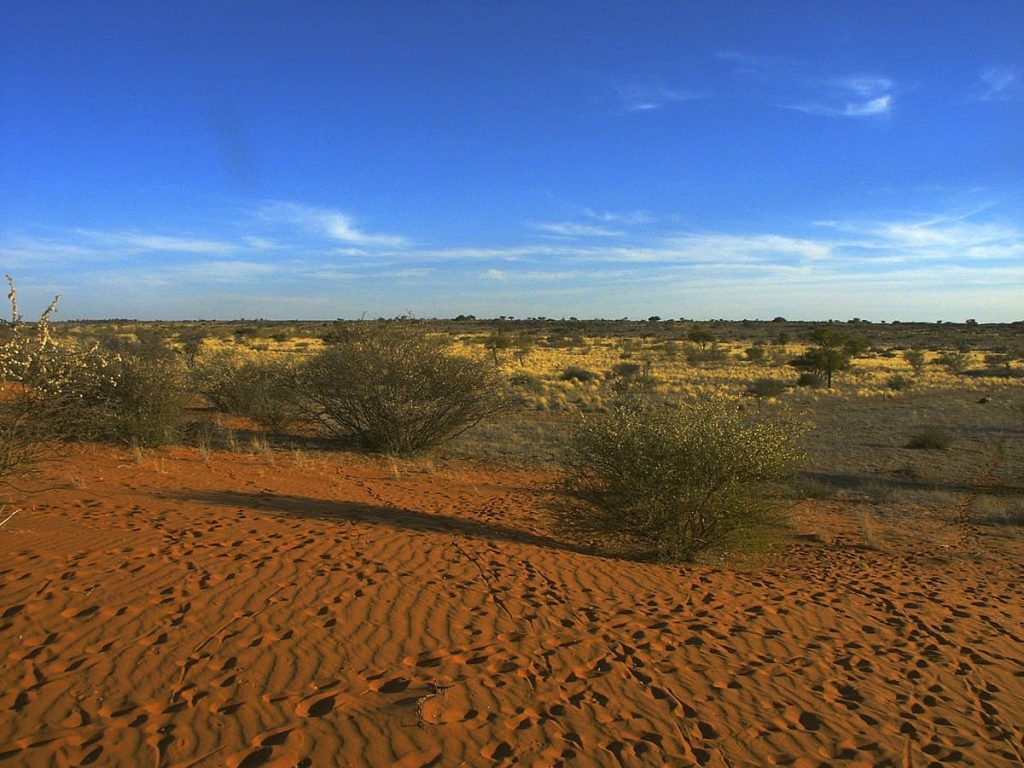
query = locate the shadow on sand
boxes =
[169,489,586,554]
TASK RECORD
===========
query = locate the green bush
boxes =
[795,371,825,388]
[905,427,953,450]
[746,378,788,398]
[295,323,509,454]
[903,348,926,376]
[560,366,599,382]
[551,396,808,562]
[886,374,913,391]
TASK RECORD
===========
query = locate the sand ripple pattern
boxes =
[1,446,1022,766]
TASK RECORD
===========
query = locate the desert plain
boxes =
[1,318,1023,767]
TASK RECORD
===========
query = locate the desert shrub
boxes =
[508,372,545,394]
[745,345,769,364]
[937,350,969,375]
[683,343,728,365]
[607,363,657,397]
[903,348,926,375]
[0,279,133,449]
[885,374,913,391]
[609,362,643,378]
[37,351,190,447]
[795,371,825,388]
[560,366,599,382]
[551,395,808,562]
[89,354,190,446]
[905,427,953,450]
[194,353,300,432]
[0,281,68,487]
[746,378,788,398]
[294,323,509,454]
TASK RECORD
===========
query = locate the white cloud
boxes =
[973,66,1024,101]
[785,94,892,117]
[259,202,408,247]
[532,222,625,238]
[243,236,279,250]
[815,215,1023,261]
[721,52,895,118]
[613,82,702,112]
[74,229,240,254]
[833,76,894,97]
[582,208,655,225]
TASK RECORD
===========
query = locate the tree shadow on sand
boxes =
[169,489,587,554]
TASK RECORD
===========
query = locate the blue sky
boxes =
[2,1,1022,321]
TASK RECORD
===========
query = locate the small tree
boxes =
[483,329,514,363]
[789,328,866,388]
[295,323,509,454]
[551,395,808,562]
[687,326,715,351]
[938,350,969,375]
[903,348,926,376]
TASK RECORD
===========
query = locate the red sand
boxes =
[1,445,1022,766]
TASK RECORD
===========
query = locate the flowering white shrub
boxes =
[0,276,120,416]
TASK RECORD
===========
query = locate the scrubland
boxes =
[2,313,1023,766]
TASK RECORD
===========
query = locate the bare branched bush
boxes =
[193,352,300,432]
[84,353,190,447]
[294,323,509,454]
[551,395,809,562]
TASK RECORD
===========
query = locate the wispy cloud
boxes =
[719,51,895,118]
[781,75,894,117]
[613,81,701,112]
[582,208,655,225]
[259,202,408,247]
[532,222,625,238]
[5,202,1021,320]
[971,66,1024,101]
[785,94,892,117]
[75,229,240,254]
[815,214,1024,261]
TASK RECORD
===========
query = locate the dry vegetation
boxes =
[3,306,1024,766]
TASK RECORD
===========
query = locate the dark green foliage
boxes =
[745,345,769,364]
[902,348,926,375]
[789,327,867,388]
[686,327,715,349]
[886,374,913,391]
[551,396,808,562]
[683,343,728,365]
[295,323,509,454]
[905,427,953,450]
[560,366,599,382]
[937,350,969,374]
[746,378,788,398]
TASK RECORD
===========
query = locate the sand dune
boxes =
[2,445,1022,766]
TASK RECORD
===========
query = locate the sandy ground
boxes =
[1,444,1022,767]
